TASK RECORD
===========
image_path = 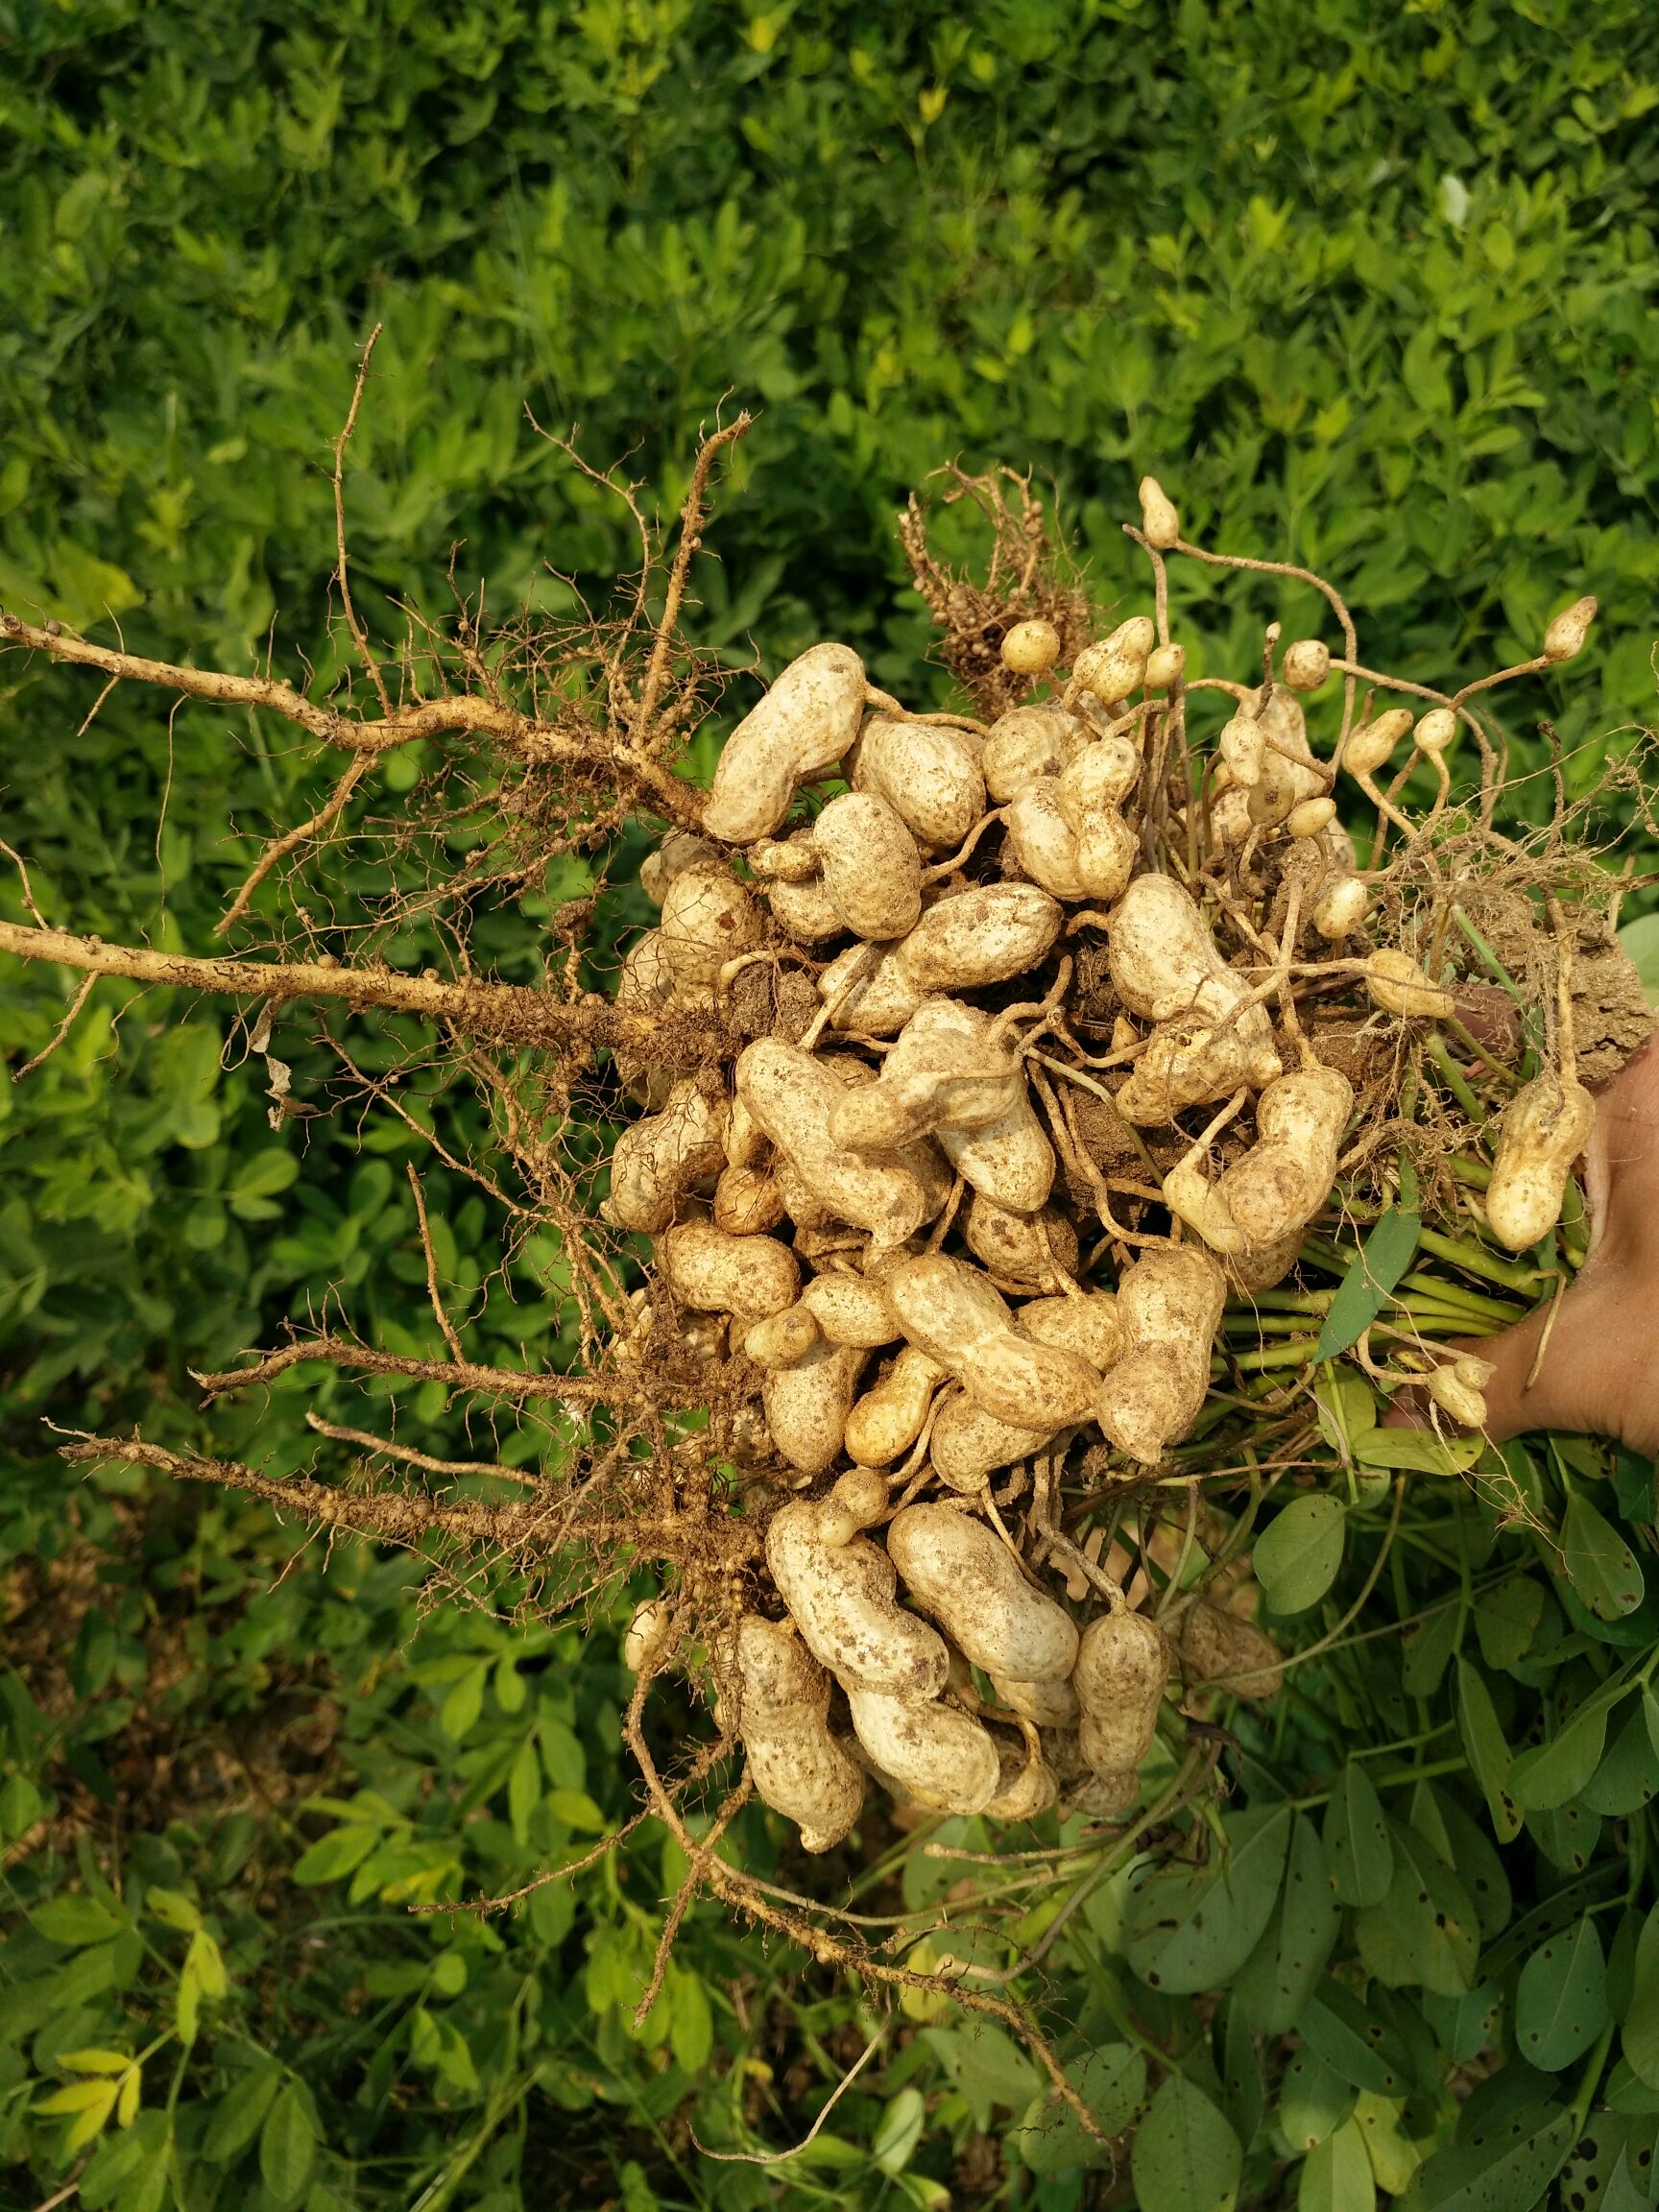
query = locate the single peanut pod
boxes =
[735,1039,948,1245]
[1005,779,1089,901]
[1281,637,1332,691]
[1286,797,1337,839]
[1143,640,1186,690]
[1203,1066,1353,1253]
[734,1615,865,1852]
[981,705,1086,803]
[800,1270,902,1348]
[1074,814,1139,902]
[1543,595,1597,663]
[660,1220,801,1319]
[1072,1610,1169,1772]
[613,926,678,1107]
[884,1252,1099,1429]
[772,870,849,944]
[743,1305,822,1370]
[1113,1015,1284,1125]
[714,1161,787,1237]
[1342,708,1414,780]
[984,1732,1060,1821]
[812,790,924,941]
[657,859,764,991]
[898,882,1066,993]
[1094,1245,1226,1465]
[1413,707,1457,756]
[845,1344,947,1466]
[639,830,717,906]
[854,716,987,851]
[1001,618,1062,675]
[1426,1354,1496,1431]
[604,1080,730,1233]
[725,1092,766,1169]
[992,1671,1079,1727]
[888,1503,1079,1684]
[929,1393,1060,1490]
[705,642,866,843]
[1074,616,1157,707]
[1139,476,1180,550]
[937,1086,1056,1214]
[1218,710,1266,788]
[963,1192,1079,1290]
[624,1599,672,1673]
[1162,1150,1247,1255]
[1065,1766,1141,1820]
[1311,874,1369,941]
[1181,1601,1283,1700]
[816,1465,889,1548]
[1364,948,1455,1021]
[1057,733,1141,818]
[847,1687,1001,1814]
[750,831,823,884]
[1016,1290,1121,1373]
[765,1497,950,1699]
[831,999,1023,1152]
[1222,1231,1304,1296]
[817,940,928,1035]
[1485,1072,1596,1250]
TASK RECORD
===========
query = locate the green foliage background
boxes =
[4,3,1659,2206]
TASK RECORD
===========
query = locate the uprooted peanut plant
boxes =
[3,383,1652,2135]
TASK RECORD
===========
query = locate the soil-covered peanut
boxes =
[734,1615,866,1851]
[765,1497,949,1699]
[845,1686,1001,1815]
[887,1503,1079,1684]
[704,642,866,843]
[1072,1609,1169,1772]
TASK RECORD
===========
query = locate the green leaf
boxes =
[1299,2115,1377,2212]
[31,1895,125,1946]
[1235,1813,1339,2033]
[1514,1916,1608,2070]
[1474,1577,1545,1671]
[1282,2050,1358,2152]
[1126,1806,1291,1994]
[259,2084,318,2209]
[1011,2045,1144,2175]
[873,2087,926,2176]
[1300,1983,1412,2099]
[1255,1496,1347,1616]
[1509,1681,1629,1811]
[1618,914,1659,1005]
[1357,1430,1483,1476]
[1456,1660,1522,1841]
[1324,1763,1393,1908]
[292,1823,379,1886]
[1355,1824,1479,1998]
[1316,1209,1421,1359]
[508,1738,541,1845]
[1400,2103,1572,2211]
[1564,1494,1645,1620]
[1131,2077,1241,2212]
[1584,1701,1659,1816]
[1403,1604,1461,1699]
[668,1967,711,2075]
[144,1887,201,1934]
[439,1661,488,1741]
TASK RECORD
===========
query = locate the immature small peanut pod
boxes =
[1413,707,1457,756]
[1543,595,1597,663]
[984,1735,1060,1822]
[1074,616,1157,707]
[1426,1354,1496,1431]
[845,1344,947,1466]
[733,1616,865,1852]
[1312,873,1369,940]
[846,1687,1001,1815]
[980,705,1087,802]
[1286,797,1337,839]
[887,1503,1080,1686]
[811,790,924,941]
[1281,637,1332,691]
[1000,618,1062,675]
[765,1497,950,1699]
[1181,1601,1283,1700]
[704,642,866,843]
[743,1305,822,1370]
[713,1161,787,1237]
[660,1221,801,1319]
[1139,475,1180,550]
[1094,1244,1226,1465]
[1342,709,1414,780]
[1218,710,1266,788]
[1072,1609,1169,1774]
[816,1464,889,1547]
[1484,1071,1596,1250]
[1144,641,1187,690]
[1364,948,1455,1021]
[853,717,987,852]
[624,1599,673,1673]
[1016,1289,1122,1374]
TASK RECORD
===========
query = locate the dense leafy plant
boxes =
[6,4,1659,2207]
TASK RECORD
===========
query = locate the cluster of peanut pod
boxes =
[607,479,1599,1847]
